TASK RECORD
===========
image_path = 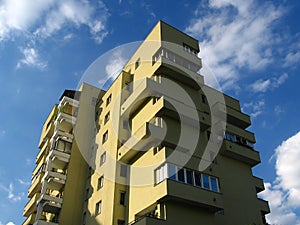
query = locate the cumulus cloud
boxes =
[104,50,127,81]
[260,132,300,225]
[243,100,265,118]
[185,0,284,89]
[0,0,109,43]
[16,47,47,69]
[250,73,288,93]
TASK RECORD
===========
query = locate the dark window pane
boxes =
[194,172,201,187]
[202,174,210,189]
[177,169,185,182]
[186,170,193,185]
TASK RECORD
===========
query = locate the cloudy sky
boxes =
[0,0,299,224]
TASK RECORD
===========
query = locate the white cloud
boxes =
[104,50,127,82]
[243,100,265,118]
[16,47,47,69]
[0,182,22,202]
[6,222,15,225]
[17,179,30,186]
[283,51,300,68]
[185,0,284,89]
[250,73,288,93]
[260,132,300,225]
[0,0,109,44]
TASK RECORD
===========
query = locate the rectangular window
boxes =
[135,58,141,69]
[95,201,102,215]
[106,94,112,106]
[210,177,219,192]
[120,164,127,177]
[177,168,185,182]
[201,94,207,104]
[225,132,236,142]
[97,176,104,190]
[120,191,126,205]
[100,152,106,166]
[202,174,210,189]
[186,169,193,185]
[102,131,108,143]
[168,164,177,180]
[104,112,110,124]
[194,172,201,187]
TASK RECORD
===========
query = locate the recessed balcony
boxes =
[152,51,204,90]
[213,102,251,129]
[221,140,261,166]
[118,122,165,163]
[59,96,79,108]
[46,149,70,170]
[36,139,50,164]
[253,176,265,193]
[22,213,36,225]
[24,193,40,217]
[42,171,66,191]
[28,172,43,198]
[257,198,270,214]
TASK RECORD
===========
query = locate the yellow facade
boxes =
[23,21,269,225]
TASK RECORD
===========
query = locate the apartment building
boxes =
[23,21,270,225]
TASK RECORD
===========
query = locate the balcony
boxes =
[36,139,50,164]
[55,112,76,132]
[253,176,265,193]
[59,96,79,108]
[118,122,165,163]
[52,130,73,140]
[24,193,40,217]
[257,198,270,214]
[163,179,223,212]
[42,171,66,191]
[46,149,70,170]
[28,172,43,198]
[221,140,260,166]
[158,96,210,131]
[152,52,204,90]
[121,78,161,117]
[22,213,36,225]
[32,157,46,181]
[213,102,251,129]
[130,216,166,225]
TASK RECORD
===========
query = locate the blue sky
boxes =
[0,0,300,224]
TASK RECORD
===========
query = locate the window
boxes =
[102,131,108,143]
[135,58,141,69]
[120,164,127,177]
[225,132,236,142]
[194,172,201,187]
[106,94,112,106]
[120,191,126,205]
[186,169,193,185]
[118,220,125,225]
[97,176,104,189]
[154,163,220,193]
[95,201,102,215]
[210,177,219,192]
[104,112,110,124]
[177,169,185,182]
[55,139,72,153]
[100,152,106,166]
[202,174,210,189]
[201,94,207,104]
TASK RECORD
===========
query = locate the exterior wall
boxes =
[23,20,269,225]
